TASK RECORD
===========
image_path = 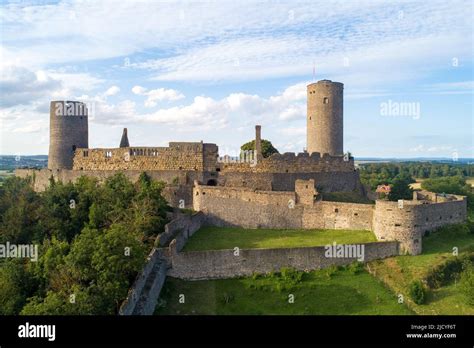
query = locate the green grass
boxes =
[368,223,474,314]
[182,227,377,251]
[155,267,413,315]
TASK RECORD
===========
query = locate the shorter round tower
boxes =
[306,80,344,156]
[48,101,88,170]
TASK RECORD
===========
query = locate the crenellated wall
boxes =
[73,142,218,172]
[219,152,354,174]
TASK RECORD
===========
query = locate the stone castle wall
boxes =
[157,212,206,249]
[193,183,374,230]
[219,152,354,174]
[119,247,168,315]
[166,241,399,280]
[15,168,199,208]
[73,142,218,172]
[373,194,467,255]
[217,170,361,192]
[192,182,467,255]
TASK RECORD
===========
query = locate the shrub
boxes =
[425,254,474,289]
[325,265,339,279]
[348,261,365,275]
[409,280,426,305]
[459,262,474,306]
[467,220,474,235]
[280,267,303,285]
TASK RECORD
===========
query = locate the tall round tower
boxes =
[306,80,343,156]
[48,101,88,170]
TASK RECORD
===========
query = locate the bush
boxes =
[467,220,474,235]
[348,261,365,275]
[459,262,474,306]
[425,254,474,289]
[408,280,426,305]
[325,265,339,279]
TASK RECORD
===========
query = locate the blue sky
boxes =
[0,0,472,158]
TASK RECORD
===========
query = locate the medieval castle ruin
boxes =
[16,79,467,313]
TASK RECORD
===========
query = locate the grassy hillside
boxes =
[155,266,413,315]
[368,223,474,315]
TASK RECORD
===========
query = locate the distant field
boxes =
[466,177,474,188]
[155,267,413,315]
[410,179,423,190]
[182,227,377,251]
[411,177,474,190]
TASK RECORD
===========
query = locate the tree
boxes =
[408,280,426,304]
[388,175,414,201]
[241,139,279,158]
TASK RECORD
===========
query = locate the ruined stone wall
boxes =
[373,196,467,255]
[157,212,206,249]
[193,184,374,231]
[15,168,198,208]
[217,170,361,192]
[219,152,354,174]
[119,247,168,315]
[166,241,399,280]
[302,202,374,230]
[193,185,303,229]
[72,142,218,172]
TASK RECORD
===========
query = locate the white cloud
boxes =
[0,65,61,107]
[84,81,308,132]
[132,85,184,107]
[104,85,120,97]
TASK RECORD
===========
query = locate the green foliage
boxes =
[325,265,339,279]
[388,175,414,201]
[0,176,41,244]
[459,261,474,306]
[421,176,470,195]
[408,280,426,304]
[241,139,279,158]
[347,261,365,275]
[421,176,474,212]
[425,254,474,289]
[0,259,37,314]
[0,173,169,315]
[360,162,474,188]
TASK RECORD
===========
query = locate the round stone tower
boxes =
[306,80,343,156]
[48,101,88,170]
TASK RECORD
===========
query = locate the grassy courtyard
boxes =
[155,266,413,315]
[182,227,377,251]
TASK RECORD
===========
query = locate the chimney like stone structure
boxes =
[120,128,130,148]
[255,125,263,162]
